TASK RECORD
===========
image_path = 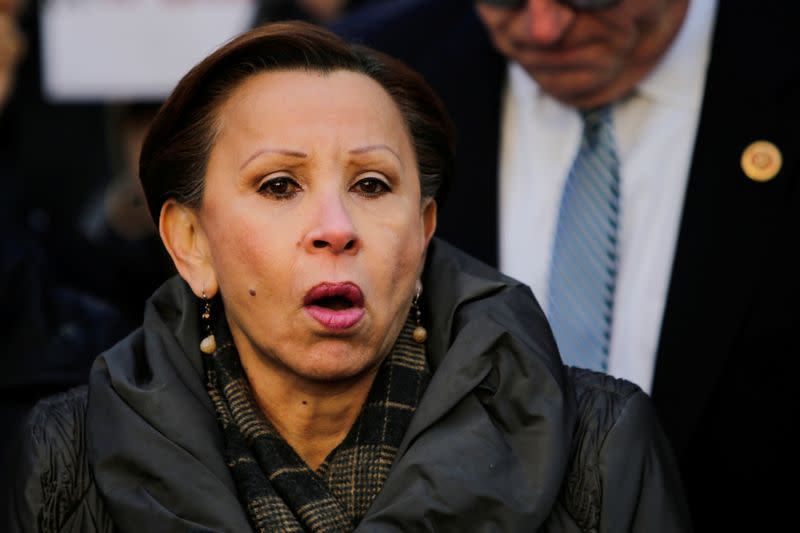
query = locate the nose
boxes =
[524,0,576,46]
[303,192,361,255]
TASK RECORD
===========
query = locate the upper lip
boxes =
[303,282,364,308]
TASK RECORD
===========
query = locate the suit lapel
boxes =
[652,0,797,456]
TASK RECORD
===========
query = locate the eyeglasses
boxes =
[477,0,621,11]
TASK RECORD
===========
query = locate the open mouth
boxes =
[303,282,365,330]
[304,282,364,308]
[312,295,356,310]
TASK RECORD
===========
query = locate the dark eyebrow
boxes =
[349,144,404,169]
[240,148,307,171]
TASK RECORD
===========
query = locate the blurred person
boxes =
[0,0,24,110]
[81,104,159,244]
[255,0,374,24]
[0,0,130,522]
[0,0,166,324]
[0,0,24,218]
[7,21,689,532]
[73,102,174,323]
[0,0,111,234]
[333,0,799,529]
[2,0,172,324]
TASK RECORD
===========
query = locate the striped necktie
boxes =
[547,106,620,372]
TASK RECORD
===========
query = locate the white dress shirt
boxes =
[498,0,718,392]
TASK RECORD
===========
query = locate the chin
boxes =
[533,73,612,107]
[298,365,375,386]
[294,348,380,385]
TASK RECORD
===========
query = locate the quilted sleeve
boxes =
[595,387,692,532]
[5,386,113,533]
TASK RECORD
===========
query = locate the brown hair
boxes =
[139,21,454,224]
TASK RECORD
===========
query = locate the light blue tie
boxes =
[547,107,620,372]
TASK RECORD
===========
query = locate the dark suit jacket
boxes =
[334,1,800,529]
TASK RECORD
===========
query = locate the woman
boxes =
[8,21,690,532]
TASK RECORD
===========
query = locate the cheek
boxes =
[207,211,292,296]
[371,212,426,284]
[593,10,642,49]
[474,6,502,28]
[212,223,257,276]
[475,8,515,41]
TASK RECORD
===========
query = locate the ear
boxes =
[159,199,218,298]
[416,198,437,281]
[421,198,437,247]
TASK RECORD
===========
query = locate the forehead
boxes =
[214,69,410,145]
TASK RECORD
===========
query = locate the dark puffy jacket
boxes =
[7,239,691,532]
[8,369,686,532]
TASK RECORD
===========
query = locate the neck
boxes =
[240,356,379,471]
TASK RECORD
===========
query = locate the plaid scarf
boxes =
[203,311,429,533]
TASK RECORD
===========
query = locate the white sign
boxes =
[40,0,257,101]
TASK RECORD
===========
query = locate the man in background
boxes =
[334,0,799,528]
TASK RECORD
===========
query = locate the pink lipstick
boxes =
[303,282,365,330]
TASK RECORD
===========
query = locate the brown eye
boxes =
[258,176,301,199]
[353,177,390,197]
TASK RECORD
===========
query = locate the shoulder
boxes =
[423,238,554,361]
[331,0,475,49]
[6,386,113,533]
[568,366,644,438]
[427,238,522,286]
[558,368,692,532]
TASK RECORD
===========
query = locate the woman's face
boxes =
[198,69,436,385]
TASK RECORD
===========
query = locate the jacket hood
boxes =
[87,237,574,531]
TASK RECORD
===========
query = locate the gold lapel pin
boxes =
[741,140,782,182]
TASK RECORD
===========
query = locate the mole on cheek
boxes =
[248,288,257,296]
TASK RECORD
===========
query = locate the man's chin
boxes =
[528,69,619,109]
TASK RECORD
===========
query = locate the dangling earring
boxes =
[200,289,217,354]
[412,280,427,344]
